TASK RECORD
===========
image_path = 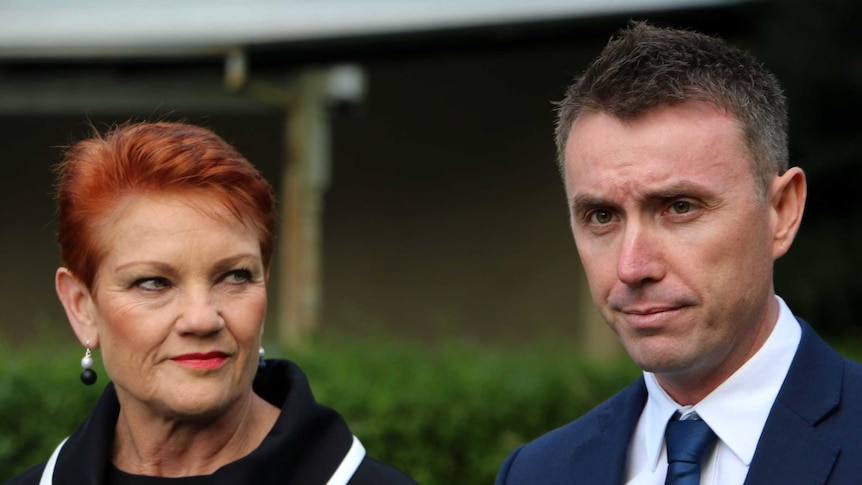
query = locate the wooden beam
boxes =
[278,70,331,345]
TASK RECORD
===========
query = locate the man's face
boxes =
[564,101,782,401]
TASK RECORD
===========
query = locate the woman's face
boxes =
[85,192,267,419]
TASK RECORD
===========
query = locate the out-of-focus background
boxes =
[1,0,860,483]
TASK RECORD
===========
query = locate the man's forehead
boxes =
[562,108,761,212]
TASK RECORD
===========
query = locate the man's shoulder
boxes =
[495,377,646,484]
[838,352,862,405]
[792,319,862,397]
[842,351,862,375]
[745,322,862,484]
[521,377,644,453]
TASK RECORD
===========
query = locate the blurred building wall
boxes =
[0,39,615,351]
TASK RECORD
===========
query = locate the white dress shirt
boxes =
[624,296,802,485]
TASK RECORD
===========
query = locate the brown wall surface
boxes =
[322,44,606,344]
[0,37,636,353]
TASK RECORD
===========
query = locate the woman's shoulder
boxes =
[2,462,46,485]
[349,457,418,485]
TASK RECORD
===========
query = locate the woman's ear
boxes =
[769,166,807,260]
[55,267,99,348]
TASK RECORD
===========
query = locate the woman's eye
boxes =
[135,277,169,291]
[223,269,252,284]
[670,201,693,214]
[590,210,613,224]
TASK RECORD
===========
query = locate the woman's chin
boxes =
[118,379,249,423]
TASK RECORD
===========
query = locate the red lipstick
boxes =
[172,352,228,370]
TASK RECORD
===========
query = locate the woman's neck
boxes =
[111,391,280,477]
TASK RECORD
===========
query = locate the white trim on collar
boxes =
[38,436,67,485]
[39,434,366,484]
[327,435,366,485]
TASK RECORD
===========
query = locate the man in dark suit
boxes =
[496,21,862,485]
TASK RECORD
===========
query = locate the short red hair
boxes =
[56,121,277,289]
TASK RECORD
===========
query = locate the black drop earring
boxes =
[80,343,98,385]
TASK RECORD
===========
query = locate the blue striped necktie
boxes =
[664,415,717,485]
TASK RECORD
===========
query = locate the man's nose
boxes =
[616,222,666,286]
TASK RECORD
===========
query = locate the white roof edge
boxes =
[0,0,748,59]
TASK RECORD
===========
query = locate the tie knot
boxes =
[665,418,717,465]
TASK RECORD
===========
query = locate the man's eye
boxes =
[590,210,613,224]
[670,201,693,214]
[136,278,169,291]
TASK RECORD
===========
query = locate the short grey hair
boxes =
[555,21,788,195]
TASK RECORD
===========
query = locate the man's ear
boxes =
[55,267,99,348]
[769,166,807,260]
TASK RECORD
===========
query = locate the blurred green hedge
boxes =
[0,336,639,484]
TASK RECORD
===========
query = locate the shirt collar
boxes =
[641,296,801,470]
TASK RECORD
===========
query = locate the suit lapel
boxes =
[744,319,842,485]
[566,378,647,485]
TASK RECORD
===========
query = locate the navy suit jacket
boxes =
[495,320,862,484]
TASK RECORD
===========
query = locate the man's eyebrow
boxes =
[570,194,611,213]
[569,181,715,212]
[647,181,713,199]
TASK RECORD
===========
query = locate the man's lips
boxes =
[621,306,683,315]
[171,352,229,369]
[618,305,686,328]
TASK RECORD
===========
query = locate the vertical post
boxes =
[278,70,331,346]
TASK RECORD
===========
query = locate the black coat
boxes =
[5,360,417,485]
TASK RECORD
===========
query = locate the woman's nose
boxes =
[175,288,224,335]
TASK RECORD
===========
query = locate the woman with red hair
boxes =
[7,122,416,485]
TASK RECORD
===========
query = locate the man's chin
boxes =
[623,340,696,375]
